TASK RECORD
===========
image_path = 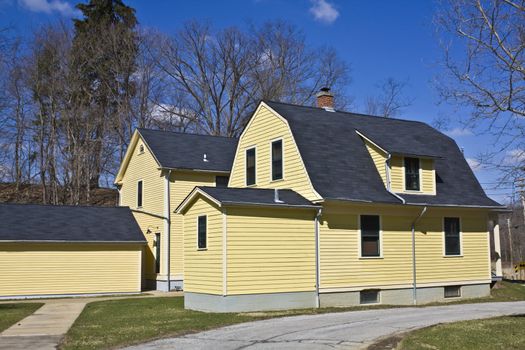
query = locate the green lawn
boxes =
[60,281,525,350]
[398,315,525,350]
[0,303,44,332]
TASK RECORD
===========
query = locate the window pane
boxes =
[361,215,380,257]
[444,286,461,298]
[198,216,207,249]
[137,181,143,207]
[404,157,420,191]
[444,217,460,255]
[272,140,283,181]
[246,148,256,186]
[154,233,160,273]
[360,290,379,304]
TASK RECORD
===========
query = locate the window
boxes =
[197,215,207,249]
[404,157,420,191]
[137,180,143,208]
[216,176,229,188]
[138,144,145,154]
[246,148,256,186]
[154,233,160,274]
[361,215,380,257]
[444,217,461,256]
[271,139,283,181]
[444,285,461,298]
[360,290,380,304]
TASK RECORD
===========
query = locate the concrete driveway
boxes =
[125,301,525,350]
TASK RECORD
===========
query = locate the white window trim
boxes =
[197,214,208,251]
[443,216,463,257]
[245,146,257,187]
[402,156,423,193]
[137,179,143,209]
[358,214,383,259]
[270,137,284,182]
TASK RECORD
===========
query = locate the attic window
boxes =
[246,147,256,186]
[404,157,420,191]
[138,144,145,154]
[271,139,283,181]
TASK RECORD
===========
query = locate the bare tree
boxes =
[435,0,525,180]
[364,77,413,117]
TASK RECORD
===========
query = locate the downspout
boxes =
[164,169,172,291]
[315,208,322,308]
[385,153,405,204]
[411,206,427,305]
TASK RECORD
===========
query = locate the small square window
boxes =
[138,144,145,154]
[360,290,380,304]
[444,286,461,298]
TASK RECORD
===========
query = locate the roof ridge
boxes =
[137,128,238,140]
[264,100,429,125]
[0,202,127,209]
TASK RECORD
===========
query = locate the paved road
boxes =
[125,301,525,350]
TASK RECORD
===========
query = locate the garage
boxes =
[0,203,145,299]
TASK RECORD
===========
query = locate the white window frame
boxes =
[402,156,422,193]
[137,179,143,209]
[358,214,383,259]
[197,214,208,251]
[245,146,257,187]
[270,137,284,182]
[443,216,463,257]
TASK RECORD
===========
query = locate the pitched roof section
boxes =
[264,101,502,208]
[138,128,238,173]
[0,204,146,242]
[177,186,319,213]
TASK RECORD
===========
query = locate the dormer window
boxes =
[271,139,283,181]
[404,157,420,191]
[246,147,256,186]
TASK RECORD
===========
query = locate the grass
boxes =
[60,281,525,350]
[397,315,525,350]
[0,303,44,332]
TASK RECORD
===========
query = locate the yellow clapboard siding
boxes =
[0,243,142,296]
[170,171,217,279]
[226,207,316,295]
[183,196,223,294]
[319,203,490,289]
[228,105,320,201]
[364,141,388,186]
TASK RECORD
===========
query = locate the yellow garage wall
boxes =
[119,137,164,280]
[0,243,142,297]
[229,104,320,201]
[183,196,224,294]
[364,141,388,186]
[170,171,217,280]
[319,202,490,290]
[227,207,317,295]
[390,156,436,195]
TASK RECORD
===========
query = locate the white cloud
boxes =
[503,148,525,165]
[444,127,473,137]
[19,0,79,16]
[466,158,481,171]
[309,0,339,24]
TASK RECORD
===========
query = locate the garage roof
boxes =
[0,204,146,243]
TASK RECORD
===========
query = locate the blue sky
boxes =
[0,0,515,203]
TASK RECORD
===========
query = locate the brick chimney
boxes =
[316,87,334,110]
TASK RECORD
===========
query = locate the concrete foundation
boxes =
[185,291,318,312]
[146,279,183,292]
[320,283,490,307]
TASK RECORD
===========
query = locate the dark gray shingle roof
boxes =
[0,204,146,242]
[264,101,502,208]
[192,186,319,209]
[138,129,238,172]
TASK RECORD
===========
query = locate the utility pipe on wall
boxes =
[164,169,172,291]
[315,208,322,308]
[411,206,427,305]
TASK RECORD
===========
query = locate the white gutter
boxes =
[410,206,427,305]
[164,169,172,291]
[314,208,322,308]
[385,153,405,204]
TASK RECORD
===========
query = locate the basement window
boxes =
[197,215,207,250]
[246,147,256,186]
[404,157,420,191]
[444,286,461,298]
[137,180,143,208]
[360,215,381,257]
[360,290,380,304]
[271,139,283,181]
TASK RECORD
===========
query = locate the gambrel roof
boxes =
[0,203,145,243]
[264,101,502,208]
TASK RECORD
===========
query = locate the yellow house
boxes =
[114,128,237,290]
[176,91,505,312]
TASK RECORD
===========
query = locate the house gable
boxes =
[228,102,321,201]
